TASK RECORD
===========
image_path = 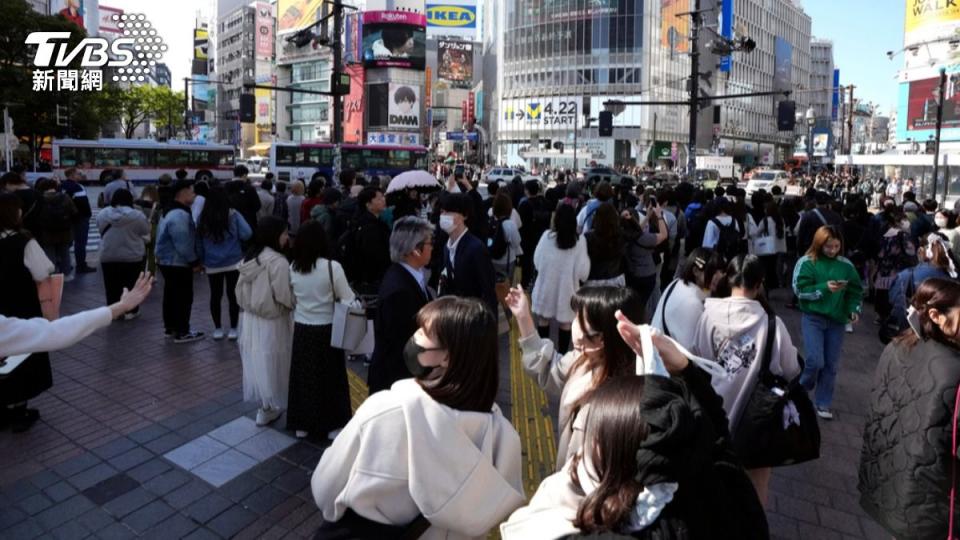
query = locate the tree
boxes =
[144,86,186,139]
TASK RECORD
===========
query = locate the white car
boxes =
[484,167,527,184]
[246,156,268,174]
[745,170,789,195]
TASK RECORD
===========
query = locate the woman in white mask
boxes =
[506,285,679,469]
[934,210,960,256]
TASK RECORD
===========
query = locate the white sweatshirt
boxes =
[691,297,800,428]
[651,279,707,351]
[311,379,526,540]
[0,307,112,357]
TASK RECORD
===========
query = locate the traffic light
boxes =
[331,72,350,95]
[777,100,796,131]
[239,94,255,123]
[599,111,613,137]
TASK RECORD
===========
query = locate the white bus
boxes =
[52,139,236,184]
[269,142,429,184]
[835,153,960,206]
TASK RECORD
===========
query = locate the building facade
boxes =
[715,0,811,166]
[809,39,834,121]
[494,0,812,169]
[216,3,257,147]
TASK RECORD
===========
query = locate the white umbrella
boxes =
[386,170,442,194]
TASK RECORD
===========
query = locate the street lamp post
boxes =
[933,68,947,204]
[806,107,815,179]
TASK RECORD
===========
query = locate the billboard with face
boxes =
[388,84,421,129]
[438,40,473,87]
[278,0,325,33]
[661,0,689,55]
[362,11,427,69]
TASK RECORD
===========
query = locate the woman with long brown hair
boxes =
[791,225,863,420]
[501,374,768,539]
[859,278,960,540]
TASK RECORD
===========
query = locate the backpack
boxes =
[488,216,509,259]
[39,195,73,233]
[335,219,363,283]
[711,217,742,259]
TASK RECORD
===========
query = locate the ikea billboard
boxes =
[426,1,478,39]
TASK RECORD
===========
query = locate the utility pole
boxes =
[935,68,947,203]
[332,0,344,146]
[686,0,702,178]
[846,85,855,155]
[183,78,191,140]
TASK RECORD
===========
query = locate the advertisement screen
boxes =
[774,37,792,93]
[368,84,389,128]
[426,2,478,39]
[278,0,325,33]
[362,12,427,69]
[500,96,581,133]
[661,0,689,54]
[438,40,473,87]
[905,0,960,44]
[388,83,421,129]
[812,132,830,157]
[905,75,960,132]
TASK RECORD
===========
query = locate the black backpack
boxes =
[335,219,363,283]
[711,217,742,259]
[488,216,509,259]
[40,195,73,233]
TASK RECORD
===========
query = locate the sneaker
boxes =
[227,328,238,341]
[327,428,342,440]
[212,329,225,341]
[295,430,309,439]
[845,323,853,334]
[164,330,174,339]
[816,408,834,420]
[64,273,75,282]
[256,407,282,426]
[173,331,205,344]
[122,311,140,321]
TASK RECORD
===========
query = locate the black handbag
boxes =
[313,509,430,540]
[732,314,821,469]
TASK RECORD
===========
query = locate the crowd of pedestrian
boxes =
[1,163,959,539]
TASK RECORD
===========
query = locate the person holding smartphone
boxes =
[792,225,863,420]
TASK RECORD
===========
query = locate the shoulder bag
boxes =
[660,279,680,338]
[732,313,821,468]
[753,218,778,256]
[329,260,368,351]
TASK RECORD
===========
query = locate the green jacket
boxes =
[792,255,863,323]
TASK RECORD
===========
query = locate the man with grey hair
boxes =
[368,216,434,392]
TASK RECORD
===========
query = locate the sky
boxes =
[102,0,216,90]
[99,0,905,114]
[803,0,905,114]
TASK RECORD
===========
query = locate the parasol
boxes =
[386,170,442,194]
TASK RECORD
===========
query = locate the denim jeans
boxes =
[44,243,73,277]
[73,219,90,269]
[799,312,847,409]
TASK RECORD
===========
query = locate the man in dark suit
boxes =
[367,217,434,393]
[438,193,497,313]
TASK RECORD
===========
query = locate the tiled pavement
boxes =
[0,271,891,539]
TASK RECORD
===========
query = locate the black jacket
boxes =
[561,367,768,540]
[367,263,430,393]
[225,179,261,230]
[352,211,391,290]
[796,207,843,255]
[518,195,555,253]
[440,231,497,313]
[858,338,960,540]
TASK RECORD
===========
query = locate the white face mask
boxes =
[439,214,456,233]
[936,216,949,229]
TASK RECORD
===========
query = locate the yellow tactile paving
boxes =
[347,369,369,413]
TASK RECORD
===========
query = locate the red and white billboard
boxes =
[256,2,274,60]
[344,65,365,144]
[99,5,123,34]
[905,75,960,132]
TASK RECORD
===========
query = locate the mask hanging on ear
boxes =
[906,306,923,338]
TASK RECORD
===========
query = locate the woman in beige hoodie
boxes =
[506,285,684,470]
[311,297,525,539]
[236,216,295,427]
[691,254,800,506]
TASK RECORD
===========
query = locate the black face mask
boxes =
[403,337,440,379]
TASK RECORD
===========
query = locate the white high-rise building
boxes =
[809,39,834,121]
